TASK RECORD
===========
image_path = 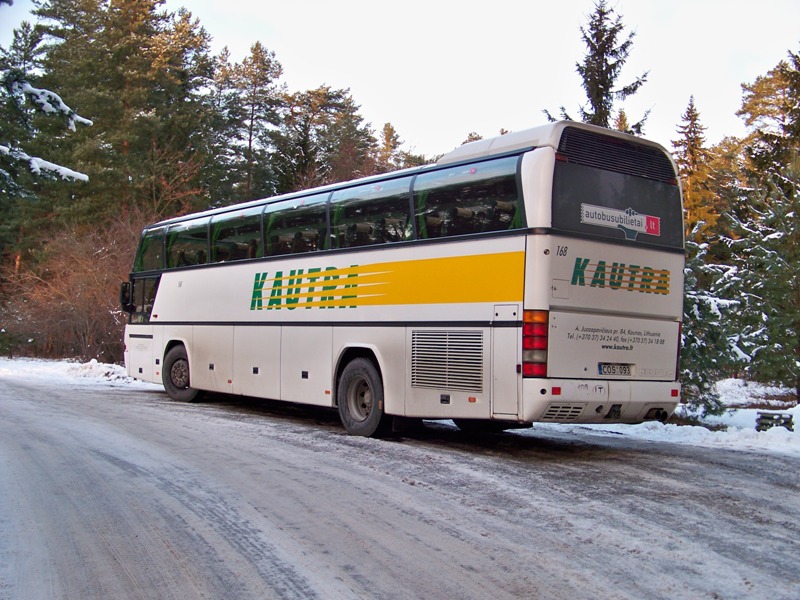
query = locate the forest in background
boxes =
[1,0,799,414]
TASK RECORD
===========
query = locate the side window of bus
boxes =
[166,218,209,268]
[263,193,328,257]
[330,177,412,248]
[133,227,165,272]
[413,156,522,239]
[210,207,263,263]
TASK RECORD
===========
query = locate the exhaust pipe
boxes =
[645,408,669,423]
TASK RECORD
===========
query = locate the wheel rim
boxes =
[170,359,190,389]
[345,377,372,423]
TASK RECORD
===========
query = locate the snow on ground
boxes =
[1,358,798,457]
[0,357,162,390]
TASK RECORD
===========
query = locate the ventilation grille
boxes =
[411,330,483,393]
[541,403,586,422]
[558,127,676,184]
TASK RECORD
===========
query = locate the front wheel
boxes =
[337,358,389,437]
[162,345,202,402]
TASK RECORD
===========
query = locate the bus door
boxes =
[123,275,160,381]
[492,304,520,416]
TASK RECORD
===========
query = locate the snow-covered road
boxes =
[0,360,798,599]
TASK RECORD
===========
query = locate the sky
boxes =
[2,0,799,157]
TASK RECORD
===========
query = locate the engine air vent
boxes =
[541,403,586,422]
[411,330,483,393]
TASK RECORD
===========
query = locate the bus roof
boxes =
[145,121,671,230]
[436,120,670,165]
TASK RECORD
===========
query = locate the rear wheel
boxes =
[162,345,201,403]
[337,358,389,437]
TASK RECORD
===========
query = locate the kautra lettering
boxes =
[250,265,358,310]
[571,257,670,295]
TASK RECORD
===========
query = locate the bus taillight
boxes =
[522,310,549,377]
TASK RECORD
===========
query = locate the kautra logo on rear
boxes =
[570,257,670,295]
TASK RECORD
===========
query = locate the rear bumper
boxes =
[520,378,680,424]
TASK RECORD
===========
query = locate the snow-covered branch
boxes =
[1,143,88,182]
[11,79,93,131]
[1,70,92,183]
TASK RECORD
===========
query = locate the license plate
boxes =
[598,363,633,376]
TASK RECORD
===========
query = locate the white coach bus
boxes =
[121,121,685,436]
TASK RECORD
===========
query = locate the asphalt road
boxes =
[1,377,798,599]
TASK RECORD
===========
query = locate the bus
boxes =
[120,121,685,436]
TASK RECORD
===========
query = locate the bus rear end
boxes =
[522,125,684,425]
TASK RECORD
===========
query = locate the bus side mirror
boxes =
[120,281,133,313]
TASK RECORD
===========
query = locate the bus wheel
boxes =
[337,358,388,437]
[163,345,201,403]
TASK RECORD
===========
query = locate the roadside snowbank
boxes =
[0,357,161,389]
[1,358,797,456]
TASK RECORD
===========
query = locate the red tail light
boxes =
[522,310,548,377]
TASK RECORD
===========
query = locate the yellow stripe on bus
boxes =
[250,251,525,310]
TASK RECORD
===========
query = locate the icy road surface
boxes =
[1,376,797,599]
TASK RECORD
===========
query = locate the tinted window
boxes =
[211,206,263,262]
[166,218,209,268]
[263,194,328,256]
[330,177,412,248]
[413,156,522,239]
[133,227,165,272]
[552,161,684,250]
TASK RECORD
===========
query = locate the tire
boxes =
[337,358,389,437]
[162,345,202,403]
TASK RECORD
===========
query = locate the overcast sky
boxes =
[3,0,799,156]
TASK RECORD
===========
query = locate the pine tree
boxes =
[673,96,719,235]
[613,109,629,133]
[462,132,482,144]
[545,0,648,133]
[375,123,403,173]
[738,46,800,186]
[202,47,247,205]
[270,86,376,192]
[236,41,283,200]
[32,0,214,221]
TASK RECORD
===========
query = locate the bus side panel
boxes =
[191,326,234,394]
[233,325,281,399]
[281,326,332,406]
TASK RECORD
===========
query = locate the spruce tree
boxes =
[673,96,719,235]
[545,0,648,133]
[681,226,746,415]
[1,17,91,276]
[724,161,800,400]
